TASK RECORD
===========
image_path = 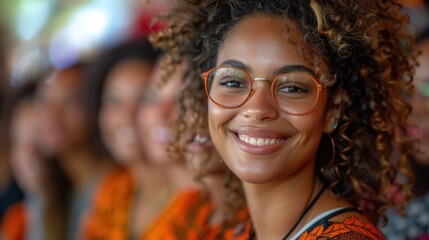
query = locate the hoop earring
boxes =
[331,120,338,132]
[195,128,210,145]
[321,134,336,173]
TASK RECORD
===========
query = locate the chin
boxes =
[229,166,279,185]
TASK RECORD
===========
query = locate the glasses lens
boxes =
[207,67,251,108]
[273,73,318,115]
[419,81,429,98]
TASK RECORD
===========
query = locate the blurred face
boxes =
[35,68,90,156]
[99,60,152,165]
[409,40,429,165]
[186,129,226,178]
[208,15,329,184]
[10,101,43,195]
[137,60,184,165]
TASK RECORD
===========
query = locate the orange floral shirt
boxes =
[236,216,385,240]
[0,202,26,240]
[82,167,135,240]
[297,217,385,240]
[142,189,249,240]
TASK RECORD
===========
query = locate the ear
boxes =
[323,90,343,134]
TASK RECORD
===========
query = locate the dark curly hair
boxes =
[150,0,418,224]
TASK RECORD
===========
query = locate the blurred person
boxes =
[0,28,24,222]
[34,63,115,240]
[1,82,71,240]
[142,103,249,239]
[141,56,249,240]
[382,29,429,240]
[82,37,170,240]
[0,98,24,223]
[137,56,197,194]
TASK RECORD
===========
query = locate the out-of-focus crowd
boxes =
[0,0,428,240]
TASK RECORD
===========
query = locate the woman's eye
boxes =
[278,86,308,93]
[103,94,120,107]
[218,77,247,88]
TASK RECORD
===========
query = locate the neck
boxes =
[59,147,107,192]
[203,172,228,225]
[130,160,168,195]
[165,163,197,193]
[243,164,321,240]
[128,160,172,234]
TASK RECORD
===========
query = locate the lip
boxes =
[230,127,290,155]
[188,135,213,151]
[150,125,173,145]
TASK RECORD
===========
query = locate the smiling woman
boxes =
[150,0,418,239]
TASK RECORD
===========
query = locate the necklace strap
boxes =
[247,185,326,240]
[281,185,326,240]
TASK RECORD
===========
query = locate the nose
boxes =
[121,103,139,124]
[240,82,278,121]
[43,102,64,122]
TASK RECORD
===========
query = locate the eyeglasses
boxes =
[201,67,325,115]
[417,81,429,108]
[418,81,429,98]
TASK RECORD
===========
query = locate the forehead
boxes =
[217,14,311,72]
[40,68,83,93]
[105,60,152,87]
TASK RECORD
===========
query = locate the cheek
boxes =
[208,103,236,155]
[65,108,88,132]
[138,106,154,129]
[208,104,227,138]
[99,109,117,134]
[288,93,328,144]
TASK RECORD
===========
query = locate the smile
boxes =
[238,134,285,146]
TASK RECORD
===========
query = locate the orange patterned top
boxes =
[297,217,385,240]
[0,202,26,240]
[81,167,135,240]
[236,216,385,240]
[142,189,249,240]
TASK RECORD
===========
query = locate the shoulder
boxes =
[142,189,206,240]
[298,216,385,240]
[148,188,205,225]
[82,167,135,240]
[94,166,135,204]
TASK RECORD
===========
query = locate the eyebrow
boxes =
[219,60,317,78]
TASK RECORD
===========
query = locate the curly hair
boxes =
[150,0,418,224]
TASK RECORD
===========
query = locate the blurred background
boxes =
[0,0,170,89]
[0,0,427,90]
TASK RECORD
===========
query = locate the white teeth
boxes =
[264,139,270,145]
[238,134,284,146]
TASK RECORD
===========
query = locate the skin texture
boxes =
[99,60,152,165]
